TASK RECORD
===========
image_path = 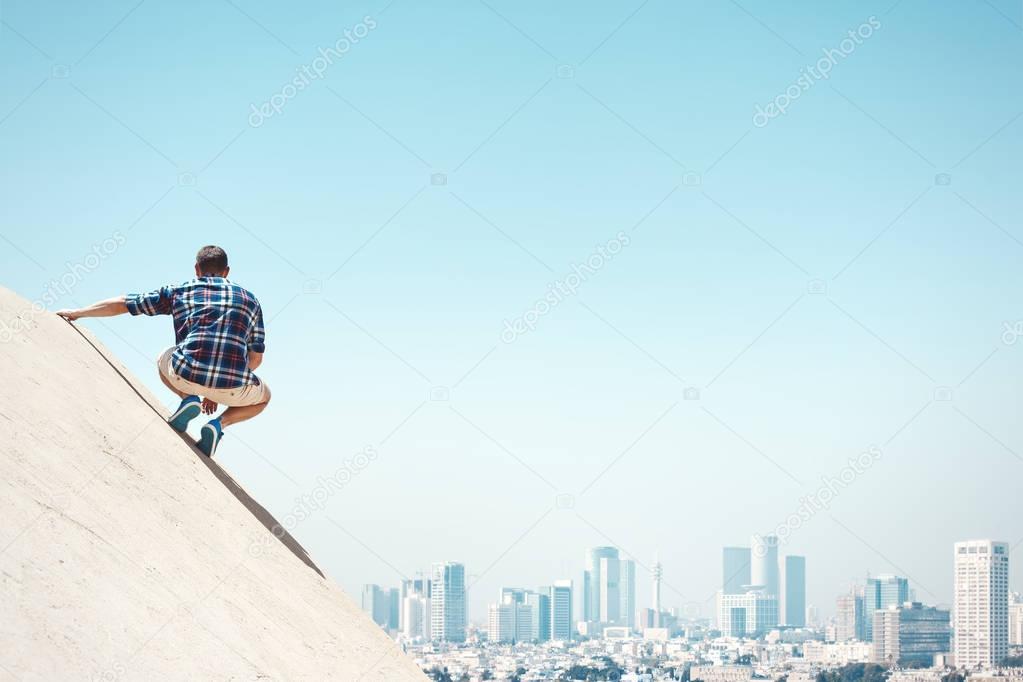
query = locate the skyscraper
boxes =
[515,603,533,642]
[431,561,466,643]
[599,555,620,624]
[869,575,910,609]
[488,602,517,643]
[836,590,866,641]
[583,547,619,624]
[723,547,752,594]
[387,587,400,631]
[782,556,806,627]
[618,559,636,629]
[864,575,909,640]
[652,556,663,616]
[361,584,390,628]
[750,534,780,597]
[954,540,1009,668]
[398,576,431,642]
[402,593,429,640]
[400,574,431,640]
[526,590,550,642]
[549,580,573,641]
[489,587,540,643]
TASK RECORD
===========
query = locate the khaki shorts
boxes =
[158,348,270,407]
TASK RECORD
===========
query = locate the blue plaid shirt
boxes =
[126,277,266,389]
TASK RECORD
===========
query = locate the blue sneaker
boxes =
[168,396,201,432]
[198,418,223,457]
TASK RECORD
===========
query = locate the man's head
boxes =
[195,245,230,278]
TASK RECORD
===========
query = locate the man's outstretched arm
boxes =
[56,296,129,321]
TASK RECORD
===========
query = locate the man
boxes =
[57,245,270,457]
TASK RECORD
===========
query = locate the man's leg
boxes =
[158,369,190,399]
[219,390,271,428]
[157,351,204,433]
[198,382,270,456]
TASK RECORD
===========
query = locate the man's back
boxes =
[126,277,266,389]
[56,245,272,458]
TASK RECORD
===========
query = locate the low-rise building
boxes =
[717,591,779,638]
[803,640,872,665]
[690,665,754,682]
[871,602,950,667]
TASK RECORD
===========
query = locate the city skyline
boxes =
[342,520,1022,625]
[384,539,1014,678]
[360,537,1016,633]
[359,536,1017,677]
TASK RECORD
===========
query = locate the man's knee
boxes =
[257,385,271,406]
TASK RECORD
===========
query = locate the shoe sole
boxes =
[198,424,221,457]
[168,401,201,432]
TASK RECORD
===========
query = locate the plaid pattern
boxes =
[126,277,266,389]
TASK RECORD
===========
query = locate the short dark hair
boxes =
[196,245,229,274]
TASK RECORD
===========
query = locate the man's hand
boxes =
[56,309,82,321]
[202,398,218,415]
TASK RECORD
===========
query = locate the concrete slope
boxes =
[0,287,426,682]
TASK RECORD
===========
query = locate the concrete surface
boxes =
[0,287,427,681]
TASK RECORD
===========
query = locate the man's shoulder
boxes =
[225,281,261,307]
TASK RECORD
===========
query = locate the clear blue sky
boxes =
[2,0,1022,623]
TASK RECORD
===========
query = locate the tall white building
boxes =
[583,547,636,628]
[954,539,1009,669]
[488,603,517,643]
[583,547,619,623]
[400,574,431,640]
[619,559,636,629]
[751,534,780,597]
[402,593,429,640]
[550,580,573,641]
[487,595,534,644]
[431,562,466,643]
[599,555,620,624]
[836,589,866,642]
